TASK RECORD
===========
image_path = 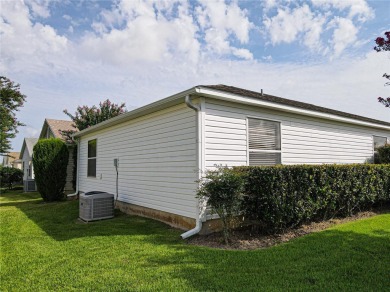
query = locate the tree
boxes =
[33,138,69,201]
[0,166,23,190]
[61,99,126,143]
[0,76,26,154]
[374,31,390,108]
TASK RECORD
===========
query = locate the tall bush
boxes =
[33,138,69,201]
[234,164,390,233]
[197,166,244,244]
[378,144,390,163]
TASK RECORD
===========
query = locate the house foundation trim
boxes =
[116,201,196,230]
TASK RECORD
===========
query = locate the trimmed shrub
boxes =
[378,144,390,163]
[33,138,69,201]
[197,166,244,244]
[234,164,390,233]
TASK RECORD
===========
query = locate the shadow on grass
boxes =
[0,192,182,242]
[1,192,390,290]
[145,228,390,290]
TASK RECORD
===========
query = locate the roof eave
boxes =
[196,86,390,131]
[73,87,198,138]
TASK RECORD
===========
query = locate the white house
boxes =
[20,138,38,192]
[2,152,22,169]
[73,85,390,237]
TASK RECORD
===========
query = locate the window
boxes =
[248,118,281,166]
[373,136,387,162]
[88,139,97,177]
[28,161,32,177]
[373,136,387,151]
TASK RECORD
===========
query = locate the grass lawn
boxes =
[1,191,389,291]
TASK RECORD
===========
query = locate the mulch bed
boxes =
[187,206,390,250]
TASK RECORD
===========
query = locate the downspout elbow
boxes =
[185,95,200,111]
[181,220,202,239]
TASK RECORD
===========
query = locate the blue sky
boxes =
[1,0,389,152]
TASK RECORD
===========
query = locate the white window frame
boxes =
[373,135,388,151]
[373,135,388,161]
[87,138,97,178]
[246,117,282,166]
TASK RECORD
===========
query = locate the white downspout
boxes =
[181,94,203,239]
[67,138,80,198]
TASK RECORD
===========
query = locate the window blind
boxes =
[248,118,281,166]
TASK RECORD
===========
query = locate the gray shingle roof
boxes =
[201,84,390,127]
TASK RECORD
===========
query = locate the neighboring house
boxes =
[2,152,22,169]
[73,85,390,235]
[20,138,38,192]
[39,119,78,194]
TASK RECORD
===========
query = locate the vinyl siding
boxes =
[22,149,30,180]
[21,150,35,180]
[204,99,390,167]
[78,103,198,219]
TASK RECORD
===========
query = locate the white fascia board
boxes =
[195,87,390,131]
[73,87,197,138]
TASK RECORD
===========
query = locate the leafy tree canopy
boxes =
[0,76,26,154]
[374,31,390,108]
[62,99,126,143]
[0,166,23,190]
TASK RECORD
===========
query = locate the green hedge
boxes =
[33,138,69,201]
[234,164,390,233]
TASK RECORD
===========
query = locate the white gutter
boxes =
[73,88,197,138]
[67,138,80,198]
[73,86,390,140]
[181,94,203,239]
[195,87,390,131]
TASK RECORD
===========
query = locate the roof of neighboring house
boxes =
[2,152,20,166]
[20,138,39,159]
[74,84,390,138]
[39,119,77,141]
[201,85,390,127]
[6,152,20,160]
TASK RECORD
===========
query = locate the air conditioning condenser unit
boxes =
[79,191,114,222]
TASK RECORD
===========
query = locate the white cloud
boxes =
[22,126,40,138]
[0,0,67,73]
[263,0,374,58]
[195,0,254,59]
[1,0,388,152]
[63,14,72,21]
[81,0,200,64]
[25,0,51,18]
[232,48,253,60]
[311,0,374,22]
[263,4,326,50]
[328,17,358,57]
